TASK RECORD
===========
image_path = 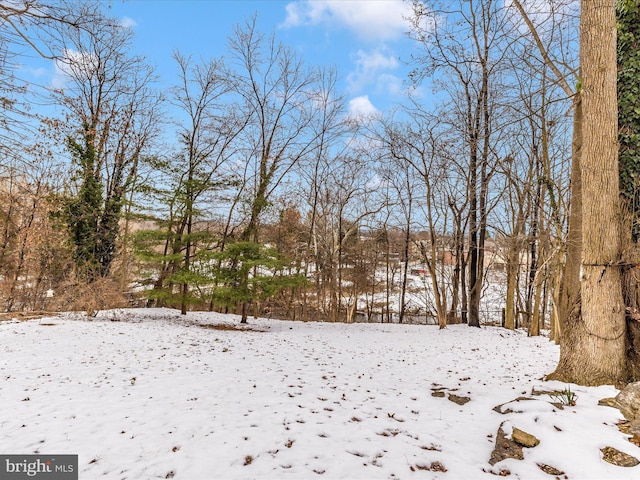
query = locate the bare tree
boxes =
[136,53,247,314]
[379,152,415,324]
[229,16,323,243]
[409,0,513,327]
[0,1,104,162]
[226,17,346,322]
[170,53,246,314]
[294,67,347,321]
[500,43,571,335]
[376,110,454,328]
[510,0,581,340]
[307,151,383,322]
[0,156,70,311]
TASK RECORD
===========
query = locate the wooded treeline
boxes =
[1,1,639,382]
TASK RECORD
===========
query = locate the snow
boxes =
[1,308,638,479]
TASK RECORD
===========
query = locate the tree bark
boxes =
[549,0,627,385]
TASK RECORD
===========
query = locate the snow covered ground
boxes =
[0,308,637,479]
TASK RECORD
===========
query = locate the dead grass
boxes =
[0,311,51,322]
[52,278,129,317]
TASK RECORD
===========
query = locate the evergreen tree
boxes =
[210,241,306,323]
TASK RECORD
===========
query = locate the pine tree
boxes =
[210,242,306,323]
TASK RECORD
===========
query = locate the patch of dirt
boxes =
[410,462,447,472]
[537,463,564,476]
[420,444,442,451]
[489,424,523,465]
[199,323,268,332]
[448,393,471,405]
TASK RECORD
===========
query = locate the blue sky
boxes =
[103,0,420,116]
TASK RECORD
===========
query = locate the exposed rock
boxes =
[615,382,640,423]
[598,397,619,408]
[431,391,445,398]
[489,423,523,465]
[537,463,564,476]
[600,446,640,467]
[448,393,470,405]
[511,428,540,448]
[618,420,632,434]
[614,420,640,448]
[619,420,640,447]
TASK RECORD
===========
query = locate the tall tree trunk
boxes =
[468,135,480,327]
[504,251,518,330]
[549,0,627,385]
[529,273,543,337]
[449,210,465,324]
[399,226,410,324]
[385,229,391,323]
[557,97,583,338]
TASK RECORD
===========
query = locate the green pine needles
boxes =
[134,231,306,317]
[208,241,307,320]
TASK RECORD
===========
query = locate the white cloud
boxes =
[50,49,99,90]
[348,95,379,119]
[282,0,412,42]
[375,73,403,96]
[347,48,400,95]
[51,60,69,90]
[120,16,138,29]
[356,48,398,72]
